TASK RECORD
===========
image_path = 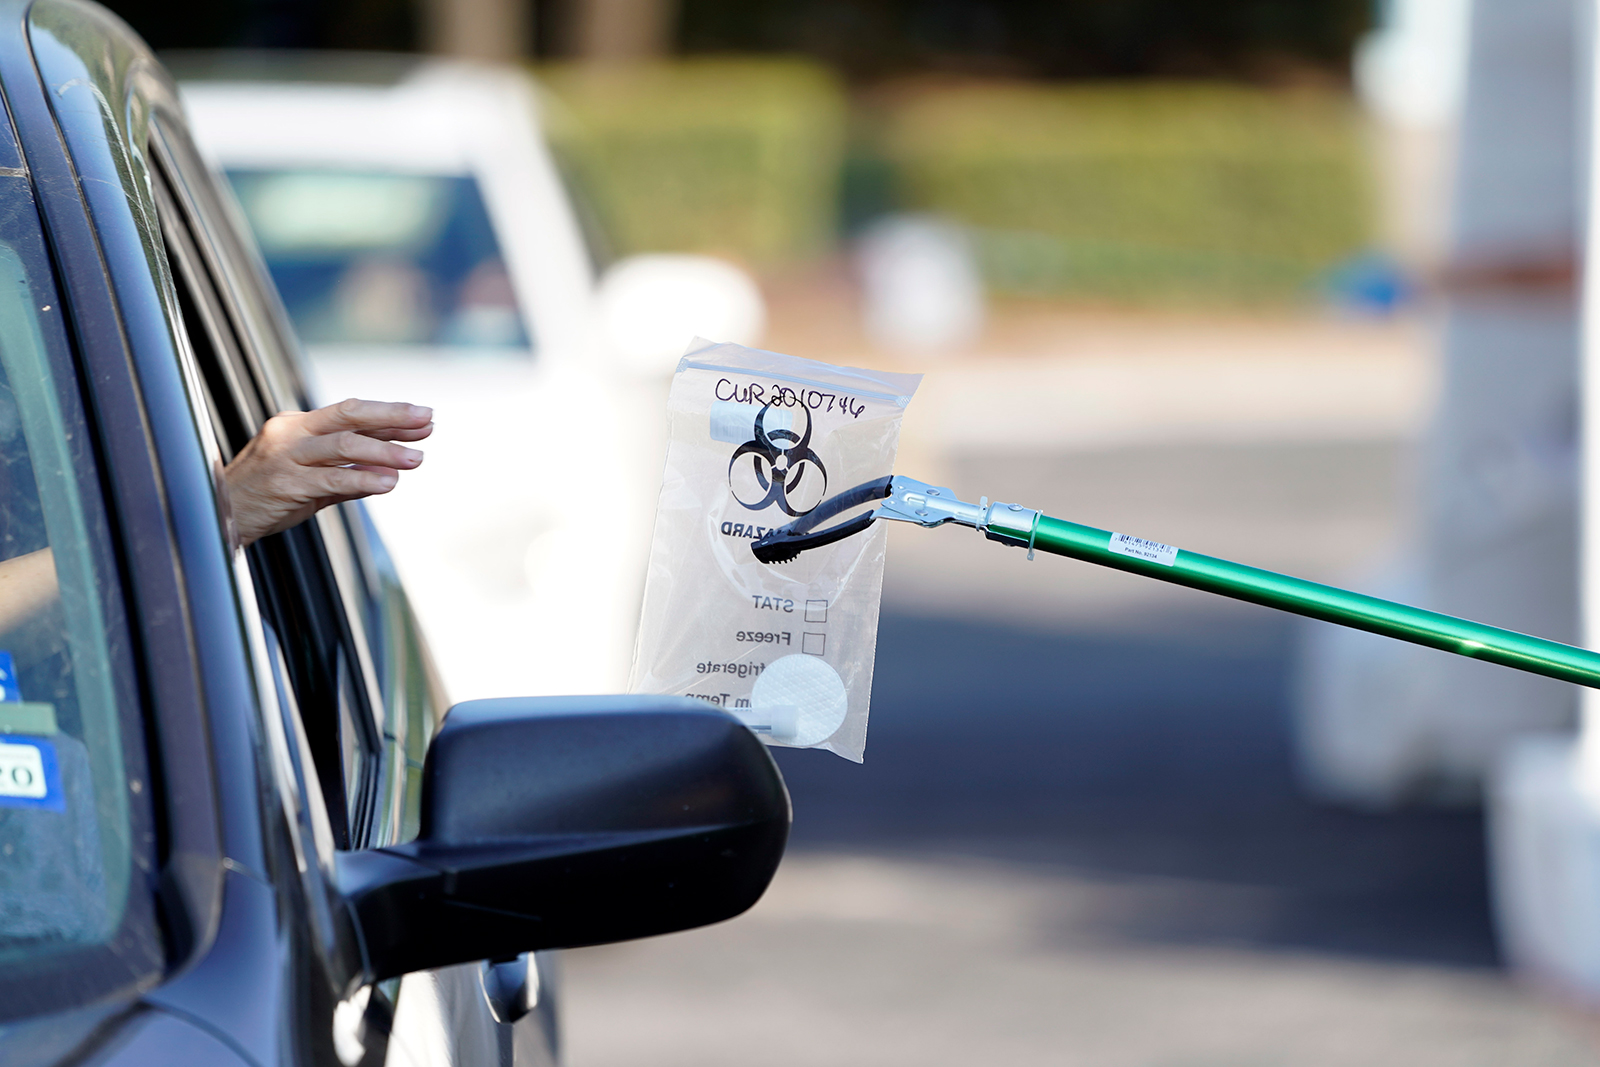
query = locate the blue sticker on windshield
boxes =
[0,736,63,811]
[0,650,20,702]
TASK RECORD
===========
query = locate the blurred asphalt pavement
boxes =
[563,309,1600,1065]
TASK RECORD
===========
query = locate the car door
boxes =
[145,99,562,1067]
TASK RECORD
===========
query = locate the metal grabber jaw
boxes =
[751,475,1041,564]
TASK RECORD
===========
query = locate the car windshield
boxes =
[0,229,155,1021]
[225,168,533,353]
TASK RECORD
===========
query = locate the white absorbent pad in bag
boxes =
[629,339,921,761]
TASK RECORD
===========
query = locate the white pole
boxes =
[1578,0,1600,807]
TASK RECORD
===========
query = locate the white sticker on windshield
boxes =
[0,737,61,810]
[1108,532,1179,567]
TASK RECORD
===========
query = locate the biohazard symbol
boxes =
[728,403,828,517]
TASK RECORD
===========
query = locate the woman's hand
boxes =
[224,398,434,547]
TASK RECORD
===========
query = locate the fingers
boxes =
[291,429,424,470]
[300,398,433,438]
[315,465,400,500]
[363,422,434,443]
[225,398,432,546]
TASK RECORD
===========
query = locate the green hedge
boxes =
[538,58,848,266]
[883,81,1375,304]
[540,62,1375,305]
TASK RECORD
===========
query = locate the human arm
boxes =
[0,398,432,635]
[0,547,58,634]
[223,397,434,546]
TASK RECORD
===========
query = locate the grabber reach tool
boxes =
[751,475,1600,691]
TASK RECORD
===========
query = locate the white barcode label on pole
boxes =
[1108,532,1179,567]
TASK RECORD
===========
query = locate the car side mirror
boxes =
[336,695,790,983]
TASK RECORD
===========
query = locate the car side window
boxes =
[150,150,384,849]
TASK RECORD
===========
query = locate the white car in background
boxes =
[175,52,764,703]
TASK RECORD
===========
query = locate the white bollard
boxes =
[856,213,984,356]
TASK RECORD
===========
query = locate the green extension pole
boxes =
[751,475,1600,691]
[1028,512,1600,689]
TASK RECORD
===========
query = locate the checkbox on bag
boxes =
[802,632,826,656]
[805,600,828,623]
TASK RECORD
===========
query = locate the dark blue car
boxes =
[0,2,789,1063]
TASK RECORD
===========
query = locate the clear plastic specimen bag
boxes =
[629,339,920,761]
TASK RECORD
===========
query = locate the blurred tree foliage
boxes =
[107,0,1369,81]
[100,0,417,51]
[675,0,1371,81]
